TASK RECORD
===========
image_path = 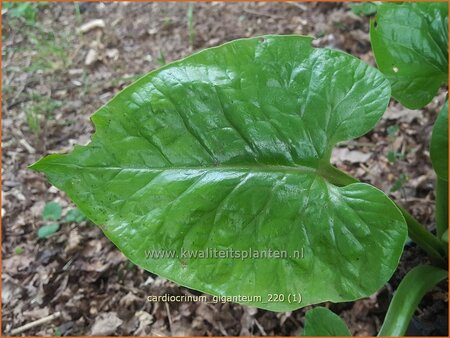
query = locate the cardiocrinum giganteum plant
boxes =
[32,13,447,335]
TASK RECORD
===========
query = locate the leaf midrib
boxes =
[39,161,320,175]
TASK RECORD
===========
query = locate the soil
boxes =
[2,2,448,336]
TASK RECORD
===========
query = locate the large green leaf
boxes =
[31,35,407,311]
[370,2,448,109]
[302,307,351,336]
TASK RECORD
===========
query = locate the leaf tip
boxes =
[28,154,62,173]
[28,159,44,172]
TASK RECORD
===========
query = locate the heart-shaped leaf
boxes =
[302,307,351,336]
[31,35,406,311]
[370,2,448,109]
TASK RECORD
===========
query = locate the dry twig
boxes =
[10,312,61,335]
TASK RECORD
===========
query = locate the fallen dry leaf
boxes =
[384,105,423,123]
[331,148,371,164]
[90,312,123,335]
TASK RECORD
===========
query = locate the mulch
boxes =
[2,2,447,336]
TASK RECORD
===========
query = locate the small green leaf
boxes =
[15,246,24,255]
[157,50,166,66]
[370,2,448,109]
[54,328,62,337]
[386,125,399,137]
[387,151,395,163]
[390,174,407,192]
[64,208,87,223]
[6,2,38,23]
[31,35,407,311]
[441,229,448,243]
[302,307,351,336]
[387,151,404,164]
[350,2,378,16]
[431,101,448,181]
[37,223,60,238]
[42,201,62,221]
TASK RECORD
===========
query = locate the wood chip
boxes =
[77,19,106,34]
[84,49,98,66]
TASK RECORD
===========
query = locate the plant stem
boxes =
[435,177,448,239]
[320,164,359,186]
[400,207,447,268]
[378,265,448,336]
[322,165,447,267]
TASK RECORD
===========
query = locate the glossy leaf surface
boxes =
[302,307,351,336]
[31,35,407,311]
[370,2,448,109]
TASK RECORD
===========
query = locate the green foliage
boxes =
[64,208,87,223]
[73,3,82,24]
[350,2,379,16]
[54,327,62,337]
[42,201,87,224]
[302,267,447,336]
[442,229,448,243]
[3,2,47,24]
[26,109,41,136]
[31,35,408,311]
[187,3,195,48]
[6,18,71,74]
[386,125,399,137]
[431,101,449,238]
[39,202,87,239]
[302,307,351,336]
[24,33,70,72]
[25,96,62,137]
[157,50,166,66]
[386,125,404,164]
[42,201,62,221]
[387,151,404,164]
[370,2,448,109]
[390,174,407,193]
[430,101,448,182]
[37,223,60,239]
[378,265,447,336]
[15,247,25,255]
